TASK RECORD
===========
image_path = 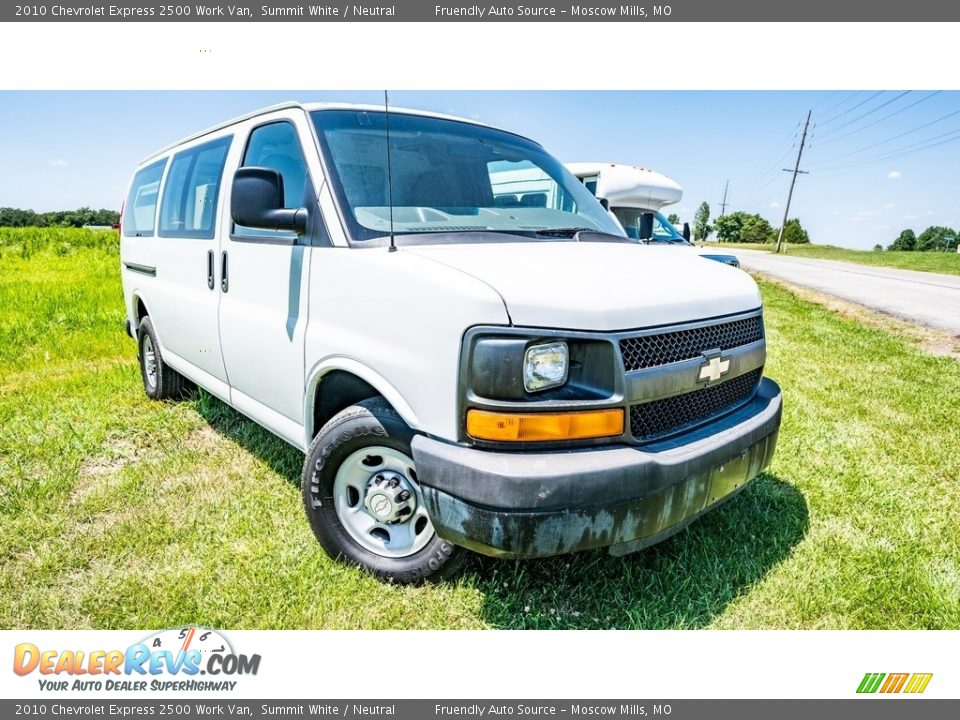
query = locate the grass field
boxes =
[1,227,958,630]
[700,242,960,276]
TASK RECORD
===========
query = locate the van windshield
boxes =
[614,208,691,245]
[311,110,624,243]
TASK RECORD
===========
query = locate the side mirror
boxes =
[231,167,307,234]
[597,197,610,211]
[638,212,654,241]
[682,222,691,242]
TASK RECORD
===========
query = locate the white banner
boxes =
[2,630,955,699]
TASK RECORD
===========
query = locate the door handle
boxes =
[220,251,229,292]
[207,250,215,290]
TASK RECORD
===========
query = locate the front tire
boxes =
[301,398,465,583]
[137,316,191,400]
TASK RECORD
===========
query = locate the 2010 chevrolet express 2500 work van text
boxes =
[120,102,782,583]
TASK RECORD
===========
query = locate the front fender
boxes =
[303,356,422,441]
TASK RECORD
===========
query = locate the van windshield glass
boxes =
[311,110,623,242]
[615,208,690,244]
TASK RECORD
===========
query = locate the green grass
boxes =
[699,241,960,276]
[1,227,958,629]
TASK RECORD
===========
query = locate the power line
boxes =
[735,172,790,209]
[810,106,960,167]
[814,91,912,139]
[817,91,884,126]
[813,91,942,148]
[815,91,863,116]
[814,126,960,174]
[733,128,801,200]
[733,121,800,189]
[810,90,841,111]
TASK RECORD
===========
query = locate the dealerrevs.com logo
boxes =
[13,627,260,692]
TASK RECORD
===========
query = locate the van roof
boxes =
[139,101,526,165]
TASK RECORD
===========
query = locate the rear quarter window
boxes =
[123,159,166,237]
[159,136,233,239]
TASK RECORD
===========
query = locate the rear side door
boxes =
[217,111,325,446]
[149,133,234,398]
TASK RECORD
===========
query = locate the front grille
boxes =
[630,368,762,440]
[620,315,763,372]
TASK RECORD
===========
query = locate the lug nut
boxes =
[388,477,400,488]
[397,490,410,502]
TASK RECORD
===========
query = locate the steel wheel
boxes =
[142,334,158,390]
[332,446,434,558]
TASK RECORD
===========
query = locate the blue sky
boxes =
[1,90,957,249]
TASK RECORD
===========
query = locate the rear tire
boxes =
[301,398,466,584]
[137,316,191,400]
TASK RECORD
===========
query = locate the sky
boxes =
[0,90,957,250]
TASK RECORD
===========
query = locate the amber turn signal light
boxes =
[466,408,624,442]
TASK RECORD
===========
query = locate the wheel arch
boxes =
[305,358,421,442]
[133,294,150,323]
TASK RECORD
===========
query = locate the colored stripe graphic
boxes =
[857,672,932,694]
[904,673,933,694]
[857,673,885,693]
[880,673,909,693]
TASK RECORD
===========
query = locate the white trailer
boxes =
[566,162,741,268]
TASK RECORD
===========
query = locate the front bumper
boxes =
[412,377,782,558]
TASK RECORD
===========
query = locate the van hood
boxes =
[401,241,761,331]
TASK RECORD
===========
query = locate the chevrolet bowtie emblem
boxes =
[698,354,730,382]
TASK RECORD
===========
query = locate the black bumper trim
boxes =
[411,378,782,558]
[412,378,781,512]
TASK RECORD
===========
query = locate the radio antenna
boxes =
[384,89,397,253]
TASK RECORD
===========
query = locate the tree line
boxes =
[885,227,957,252]
[685,202,955,252]
[0,207,119,228]
[690,202,810,244]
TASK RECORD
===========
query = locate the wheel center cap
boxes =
[369,493,392,518]
[364,471,417,524]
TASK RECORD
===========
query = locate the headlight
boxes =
[523,342,568,393]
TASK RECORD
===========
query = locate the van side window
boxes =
[158,136,232,239]
[234,121,308,239]
[123,159,166,237]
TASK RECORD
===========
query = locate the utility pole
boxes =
[719,180,730,217]
[775,109,812,254]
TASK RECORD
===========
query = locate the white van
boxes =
[566,163,742,268]
[120,102,781,583]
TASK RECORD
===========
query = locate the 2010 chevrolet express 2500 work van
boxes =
[120,102,782,583]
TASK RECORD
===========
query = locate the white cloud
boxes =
[49,159,68,167]
[903,213,920,220]
[769,201,781,208]
[870,224,889,231]
[887,170,901,179]
[883,202,895,208]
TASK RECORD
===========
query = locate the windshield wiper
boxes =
[533,227,594,237]
[533,228,632,244]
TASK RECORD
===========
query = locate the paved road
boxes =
[733,249,960,335]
